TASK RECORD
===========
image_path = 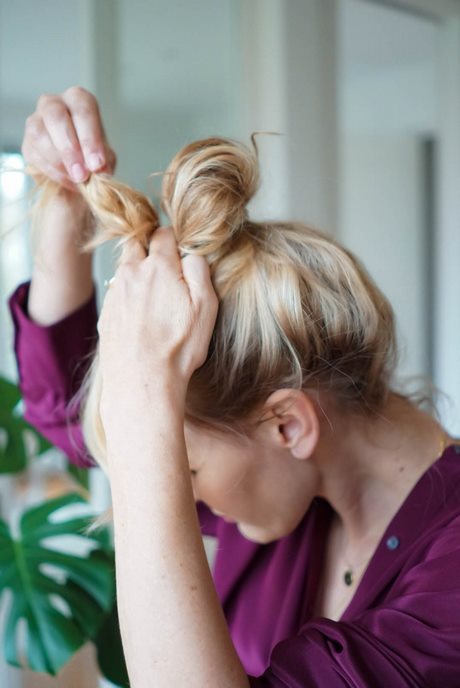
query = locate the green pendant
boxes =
[344,570,353,586]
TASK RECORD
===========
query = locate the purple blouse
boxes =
[8,282,460,686]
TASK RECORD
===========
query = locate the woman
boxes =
[9,87,460,687]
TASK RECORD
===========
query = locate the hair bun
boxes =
[161,137,259,257]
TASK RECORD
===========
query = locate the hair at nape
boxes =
[32,137,397,474]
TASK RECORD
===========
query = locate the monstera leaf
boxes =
[0,376,52,473]
[95,603,129,687]
[0,492,115,675]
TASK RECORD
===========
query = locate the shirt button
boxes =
[386,535,400,551]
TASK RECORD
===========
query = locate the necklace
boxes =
[341,533,381,587]
[342,551,374,586]
[330,512,385,589]
[341,430,451,587]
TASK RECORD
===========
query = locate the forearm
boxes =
[108,382,249,688]
[29,192,94,325]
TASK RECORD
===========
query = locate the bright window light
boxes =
[0,153,26,202]
[0,151,31,380]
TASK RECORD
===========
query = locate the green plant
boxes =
[0,375,129,686]
[0,376,51,474]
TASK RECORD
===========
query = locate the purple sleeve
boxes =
[248,516,460,687]
[8,282,98,467]
[8,282,221,534]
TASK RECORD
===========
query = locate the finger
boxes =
[96,148,116,176]
[148,226,181,269]
[38,95,89,184]
[62,87,107,173]
[118,237,147,265]
[22,123,75,190]
[106,148,117,175]
[181,254,217,304]
[27,150,75,190]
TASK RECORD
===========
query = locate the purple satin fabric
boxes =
[8,282,460,686]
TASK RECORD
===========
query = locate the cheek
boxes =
[195,459,255,518]
[187,429,313,538]
[241,473,315,539]
[205,467,251,507]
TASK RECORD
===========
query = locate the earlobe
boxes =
[266,389,319,460]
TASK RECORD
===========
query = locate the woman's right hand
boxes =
[25,88,115,324]
[22,86,116,192]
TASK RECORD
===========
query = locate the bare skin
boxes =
[310,395,451,620]
[98,231,451,686]
[185,389,451,620]
[23,88,453,686]
[22,87,116,325]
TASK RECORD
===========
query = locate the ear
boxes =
[264,389,319,460]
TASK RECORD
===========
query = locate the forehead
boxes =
[184,421,259,461]
[185,420,239,446]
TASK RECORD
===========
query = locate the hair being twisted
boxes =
[32,137,398,474]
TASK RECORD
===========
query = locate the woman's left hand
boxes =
[97,226,218,428]
[96,227,249,688]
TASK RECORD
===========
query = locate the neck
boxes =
[315,394,448,551]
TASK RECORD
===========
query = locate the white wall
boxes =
[341,133,428,380]
[0,1,81,147]
[434,11,460,435]
[339,0,439,388]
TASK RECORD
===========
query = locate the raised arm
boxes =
[8,88,115,465]
[24,87,115,324]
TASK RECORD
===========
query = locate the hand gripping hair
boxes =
[31,137,397,474]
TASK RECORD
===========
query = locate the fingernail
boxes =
[71,163,86,183]
[87,153,104,171]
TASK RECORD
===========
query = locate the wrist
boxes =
[34,190,93,245]
[29,190,95,324]
[104,391,188,480]
[103,368,188,422]
[102,371,187,437]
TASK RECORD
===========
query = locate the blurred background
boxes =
[0,0,459,685]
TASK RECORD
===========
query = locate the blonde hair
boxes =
[32,137,397,475]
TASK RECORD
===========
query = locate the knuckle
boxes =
[24,114,41,137]
[149,249,173,268]
[43,101,67,123]
[37,93,56,109]
[73,104,95,120]
[60,147,80,164]
[79,137,100,153]
[64,85,95,102]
